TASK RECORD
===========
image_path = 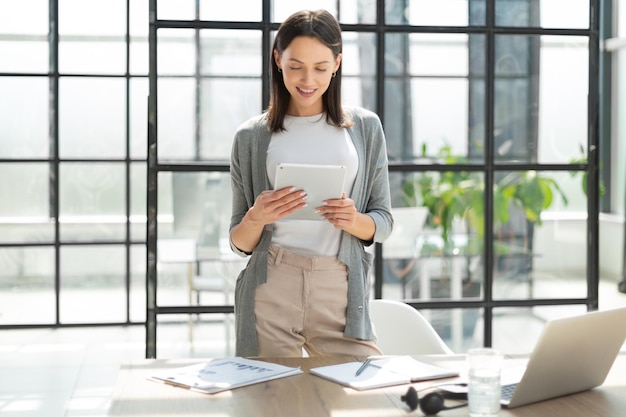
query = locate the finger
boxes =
[323,197,353,208]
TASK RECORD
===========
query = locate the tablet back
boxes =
[273,163,347,221]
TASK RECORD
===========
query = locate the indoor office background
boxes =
[1,0,626,363]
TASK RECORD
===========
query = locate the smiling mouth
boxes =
[296,87,316,95]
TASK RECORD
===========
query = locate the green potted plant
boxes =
[401,144,569,254]
[401,144,480,250]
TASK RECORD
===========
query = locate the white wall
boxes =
[533,213,624,280]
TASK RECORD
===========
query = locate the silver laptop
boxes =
[500,307,626,408]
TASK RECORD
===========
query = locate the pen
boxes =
[355,359,372,376]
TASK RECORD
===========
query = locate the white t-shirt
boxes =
[266,113,359,256]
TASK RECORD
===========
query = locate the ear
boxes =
[333,53,342,73]
[273,49,282,71]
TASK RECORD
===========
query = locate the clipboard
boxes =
[273,163,347,221]
[149,357,302,394]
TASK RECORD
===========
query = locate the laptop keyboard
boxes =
[501,383,518,401]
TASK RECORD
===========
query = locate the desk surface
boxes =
[108,353,626,417]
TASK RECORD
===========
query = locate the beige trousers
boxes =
[254,244,382,357]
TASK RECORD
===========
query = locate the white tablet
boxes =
[273,163,347,221]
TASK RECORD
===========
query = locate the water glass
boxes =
[467,348,503,417]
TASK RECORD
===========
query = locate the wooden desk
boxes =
[108,353,626,417]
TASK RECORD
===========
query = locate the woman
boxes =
[229,9,393,357]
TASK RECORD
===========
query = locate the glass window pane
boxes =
[407,34,469,77]
[495,0,590,29]
[159,76,260,162]
[385,172,485,302]
[199,0,261,21]
[129,0,149,75]
[0,0,48,35]
[130,36,149,75]
[158,171,231,240]
[199,79,261,161]
[386,0,476,26]
[0,40,48,73]
[130,78,149,159]
[0,77,49,158]
[130,244,146,322]
[493,170,587,300]
[59,0,127,74]
[272,1,338,22]
[494,35,588,164]
[342,32,376,109]
[59,39,127,74]
[130,0,148,36]
[157,78,195,160]
[0,247,56,325]
[59,77,127,159]
[130,162,147,242]
[201,79,261,157]
[157,29,195,76]
[271,0,375,24]
[537,36,589,163]
[60,245,127,323]
[410,78,470,158]
[157,0,196,20]
[342,77,366,109]
[613,49,626,216]
[156,171,232,306]
[0,0,49,74]
[342,32,376,77]
[0,163,53,244]
[197,29,263,157]
[60,0,126,35]
[199,30,261,76]
[59,163,127,242]
[384,34,481,163]
[340,0,376,24]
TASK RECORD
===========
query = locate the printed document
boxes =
[150,357,302,394]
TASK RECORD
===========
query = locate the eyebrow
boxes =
[287,58,331,65]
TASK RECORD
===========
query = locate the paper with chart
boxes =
[150,357,302,394]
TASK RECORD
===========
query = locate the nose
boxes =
[300,68,314,83]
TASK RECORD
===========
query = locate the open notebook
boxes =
[310,356,458,390]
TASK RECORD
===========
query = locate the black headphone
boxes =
[401,386,468,415]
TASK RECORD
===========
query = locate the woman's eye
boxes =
[316,68,328,72]
[289,67,301,71]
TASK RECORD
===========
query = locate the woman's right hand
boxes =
[247,187,307,225]
[230,187,307,253]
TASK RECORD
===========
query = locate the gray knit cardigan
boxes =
[229,106,393,357]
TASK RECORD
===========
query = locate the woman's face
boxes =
[274,36,341,117]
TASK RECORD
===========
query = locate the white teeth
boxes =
[299,87,314,93]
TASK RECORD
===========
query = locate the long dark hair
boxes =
[267,9,352,132]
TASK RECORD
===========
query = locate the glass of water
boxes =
[467,348,503,417]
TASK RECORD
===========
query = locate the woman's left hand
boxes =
[319,193,376,241]
[318,193,357,229]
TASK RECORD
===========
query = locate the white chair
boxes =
[369,299,453,355]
